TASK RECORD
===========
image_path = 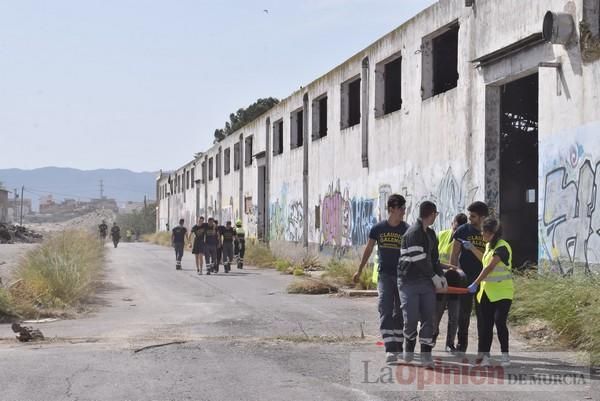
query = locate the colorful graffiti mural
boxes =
[540,124,600,274]
[270,183,303,242]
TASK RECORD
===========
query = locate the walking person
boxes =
[450,201,489,354]
[110,222,121,248]
[463,217,513,367]
[98,220,108,243]
[220,221,236,273]
[192,217,207,274]
[204,218,220,275]
[171,219,188,270]
[215,220,224,272]
[433,213,468,353]
[398,201,447,368]
[353,194,410,364]
[234,220,246,269]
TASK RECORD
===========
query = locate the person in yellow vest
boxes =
[433,213,467,353]
[462,217,513,367]
[234,219,246,269]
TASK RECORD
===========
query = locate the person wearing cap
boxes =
[353,194,409,364]
[234,219,246,269]
[397,201,447,368]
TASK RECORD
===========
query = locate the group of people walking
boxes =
[171,217,246,275]
[354,195,514,368]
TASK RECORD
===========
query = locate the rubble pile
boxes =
[11,323,44,342]
[0,224,43,244]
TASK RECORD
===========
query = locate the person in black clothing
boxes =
[98,220,108,242]
[450,201,489,354]
[191,217,206,274]
[397,201,447,368]
[354,194,409,364]
[204,218,220,275]
[110,223,121,248]
[171,219,188,270]
[215,220,224,271]
[221,221,236,273]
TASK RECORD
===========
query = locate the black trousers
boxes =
[174,242,184,262]
[457,293,482,352]
[477,291,512,354]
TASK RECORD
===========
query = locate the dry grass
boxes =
[287,278,337,294]
[5,230,105,318]
[321,259,375,290]
[244,242,277,268]
[510,272,600,365]
[142,232,173,247]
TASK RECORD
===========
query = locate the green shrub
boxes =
[293,267,305,276]
[323,259,356,288]
[244,242,277,268]
[275,259,292,272]
[13,230,105,310]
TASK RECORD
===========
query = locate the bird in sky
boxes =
[263,9,269,14]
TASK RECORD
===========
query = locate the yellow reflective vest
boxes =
[437,229,453,265]
[477,239,514,303]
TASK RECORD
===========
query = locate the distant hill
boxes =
[0,167,157,210]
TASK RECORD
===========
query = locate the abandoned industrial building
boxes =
[156,0,600,274]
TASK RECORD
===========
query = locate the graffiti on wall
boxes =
[321,182,352,247]
[540,127,600,274]
[270,183,303,242]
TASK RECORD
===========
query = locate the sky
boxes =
[0,0,436,172]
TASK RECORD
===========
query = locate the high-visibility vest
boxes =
[371,245,379,284]
[477,239,514,302]
[236,227,245,239]
[437,229,453,265]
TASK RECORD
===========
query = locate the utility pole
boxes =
[14,188,18,225]
[19,186,24,226]
[99,180,104,199]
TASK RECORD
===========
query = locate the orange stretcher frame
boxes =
[436,286,469,294]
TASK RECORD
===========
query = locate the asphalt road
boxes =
[0,243,597,401]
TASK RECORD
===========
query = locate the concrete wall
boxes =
[157,0,600,271]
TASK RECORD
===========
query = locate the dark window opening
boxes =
[273,120,283,155]
[209,157,214,181]
[224,148,231,175]
[312,95,328,139]
[422,23,459,99]
[291,109,303,149]
[234,142,241,171]
[348,79,360,126]
[201,162,207,183]
[384,57,402,114]
[191,169,195,188]
[244,136,253,167]
[186,171,190,189]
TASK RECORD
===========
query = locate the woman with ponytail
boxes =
[461,217,513,367]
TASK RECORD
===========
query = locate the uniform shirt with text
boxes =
[369,220,410,276]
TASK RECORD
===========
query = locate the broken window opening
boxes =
[224,148,231,175]
[341,76,361,129]
[209,157,214,181]
[234,142,241,171]
[186,170,190,190]
[201,161,207,183]
[422,22,459,99]
[191,169,195,188]
[375,54,402,117]
[244,136,253,167]
[290,109,304,149]
[273,119,284,155]
[312,95,328,140]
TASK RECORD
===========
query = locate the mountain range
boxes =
[0,167,158,210]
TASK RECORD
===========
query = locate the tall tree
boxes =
[213,97,279,142]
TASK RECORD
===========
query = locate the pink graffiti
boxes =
[321,187,351,247]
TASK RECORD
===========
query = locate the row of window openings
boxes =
[204,137,253,182]
[159,22,460,194]
[271,23,459,156]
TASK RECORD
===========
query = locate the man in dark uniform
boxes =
[450,201,489,354]
[204,218,220,275]
[191,217,206,274]
[221,221,236,273]
[110,222,121,248]
[98,220,108,243]
[171,218,188,270]
[353,194,409,364]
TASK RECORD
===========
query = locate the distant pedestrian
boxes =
[171,218,188,270]
[463,217,513,367]
[397,201,447,368]
[110,222,121,248]
[450,201,489,354]
[353,194,409,364]
[215,220,224,270]
[98,220,108,242]
[234,219,246,269]
[204,218,220,275]
[192,217,206,274]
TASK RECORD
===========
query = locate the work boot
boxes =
[420,344,434,369]
[385,352,398,364]
[403,339,416,362]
